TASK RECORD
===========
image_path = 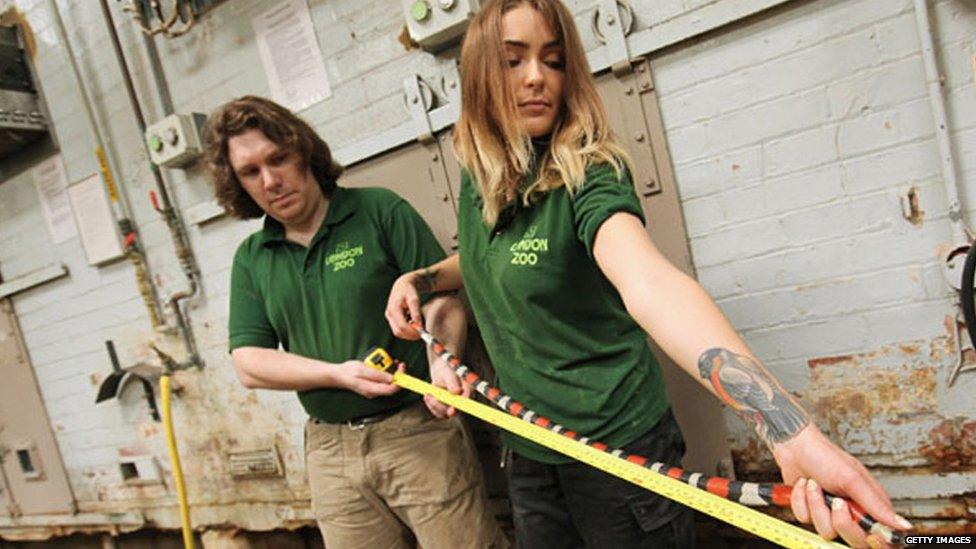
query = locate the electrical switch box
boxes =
[145,113,207,168]
[402,0,480,51]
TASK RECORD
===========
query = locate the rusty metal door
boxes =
[0,298,75,516]
[594,57,733,475]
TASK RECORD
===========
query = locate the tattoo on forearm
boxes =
[414,268,438,293]
[698,348,810,446]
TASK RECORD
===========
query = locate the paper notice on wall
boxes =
[67,174,123,265]
[31,155,77,244]
[252,0,332,111]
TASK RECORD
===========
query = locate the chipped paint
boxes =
[729,333,975,532]
[919,418,976,469]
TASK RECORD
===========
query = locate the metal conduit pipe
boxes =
[97,0,202,369]
[139,24,175,117]
[137,18,203,368]
[48,0,165,329]
[914,0,969,244]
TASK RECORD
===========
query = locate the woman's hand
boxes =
[775,425,911,548]
[385,271,424,340]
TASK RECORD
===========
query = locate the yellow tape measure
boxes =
[364,347,841,549]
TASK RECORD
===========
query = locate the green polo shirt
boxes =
[457,163,669,464]
[228,186,446,422]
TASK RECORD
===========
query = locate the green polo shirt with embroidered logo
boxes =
[457,163,669,464]
[228,186,446,423]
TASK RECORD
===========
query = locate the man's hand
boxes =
[385,271,423,340]
[423,357,471,419]
[334,360,401,398]
[774,425,911,548]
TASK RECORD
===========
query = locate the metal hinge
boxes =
[404,74,437,144]
[594,0,636,75]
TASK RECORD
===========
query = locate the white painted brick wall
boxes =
[0,0,973,527]
[652,0,974,457]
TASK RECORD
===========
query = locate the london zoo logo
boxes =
[326,241,364,272]
[509,224,548,266]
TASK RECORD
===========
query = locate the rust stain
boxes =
[802,341,940,438]
[117,446,148,457]
[941,315,976,365]
[931,494,976,520]
[397,25,419,50]
[918,418,976,470]
[964,349,976,366]
[899,344,920,355]
[807,354,854,368]
[731,163,740,171]
[910,521,976,535]
[730,437,778,482]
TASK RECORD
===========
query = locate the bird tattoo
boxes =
[698,348,809,445]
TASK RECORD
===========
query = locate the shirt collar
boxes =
[259,186,356,247]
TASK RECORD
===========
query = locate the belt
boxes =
[312,401,413,430]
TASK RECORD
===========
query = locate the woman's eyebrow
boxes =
[503,39,561,49]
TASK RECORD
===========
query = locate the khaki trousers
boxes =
[305,403,508,548]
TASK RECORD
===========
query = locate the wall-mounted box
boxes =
[402,0,480,51]
[144,113,207,168]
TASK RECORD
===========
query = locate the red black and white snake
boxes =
[409,321,901,545]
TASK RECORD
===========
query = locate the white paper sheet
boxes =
[253,0,332,111]
[67,174,123,265]
[31,155,77,244]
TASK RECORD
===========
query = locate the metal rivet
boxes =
[431,153,439,161]
[441,194,449,202]
[411,95,419,104]
[634,133,645,142]
[640,82,651,90]
[607,15,616,25]
[625,87,634,95]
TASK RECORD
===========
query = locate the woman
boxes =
[386,1,907,547]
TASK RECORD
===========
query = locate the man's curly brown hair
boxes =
[203,95,343,219]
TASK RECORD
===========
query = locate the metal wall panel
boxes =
[0,298,74,516]
[341,138,458,253]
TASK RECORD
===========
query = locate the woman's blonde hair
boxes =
[454,0,632,225]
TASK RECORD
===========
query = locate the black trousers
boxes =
[506,409,696,548]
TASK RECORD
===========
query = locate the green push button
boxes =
[148,134,163,152]
[410,0,430,21]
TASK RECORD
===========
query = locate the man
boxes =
[203,96,504,548]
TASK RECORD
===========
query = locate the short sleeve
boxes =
[572,163,646,258]
[228,242,278,352]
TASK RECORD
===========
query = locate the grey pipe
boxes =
[48,0,165,326]
[98,0,202,368]
[914,0,968,243]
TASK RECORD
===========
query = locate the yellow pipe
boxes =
[161,375,195,549]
